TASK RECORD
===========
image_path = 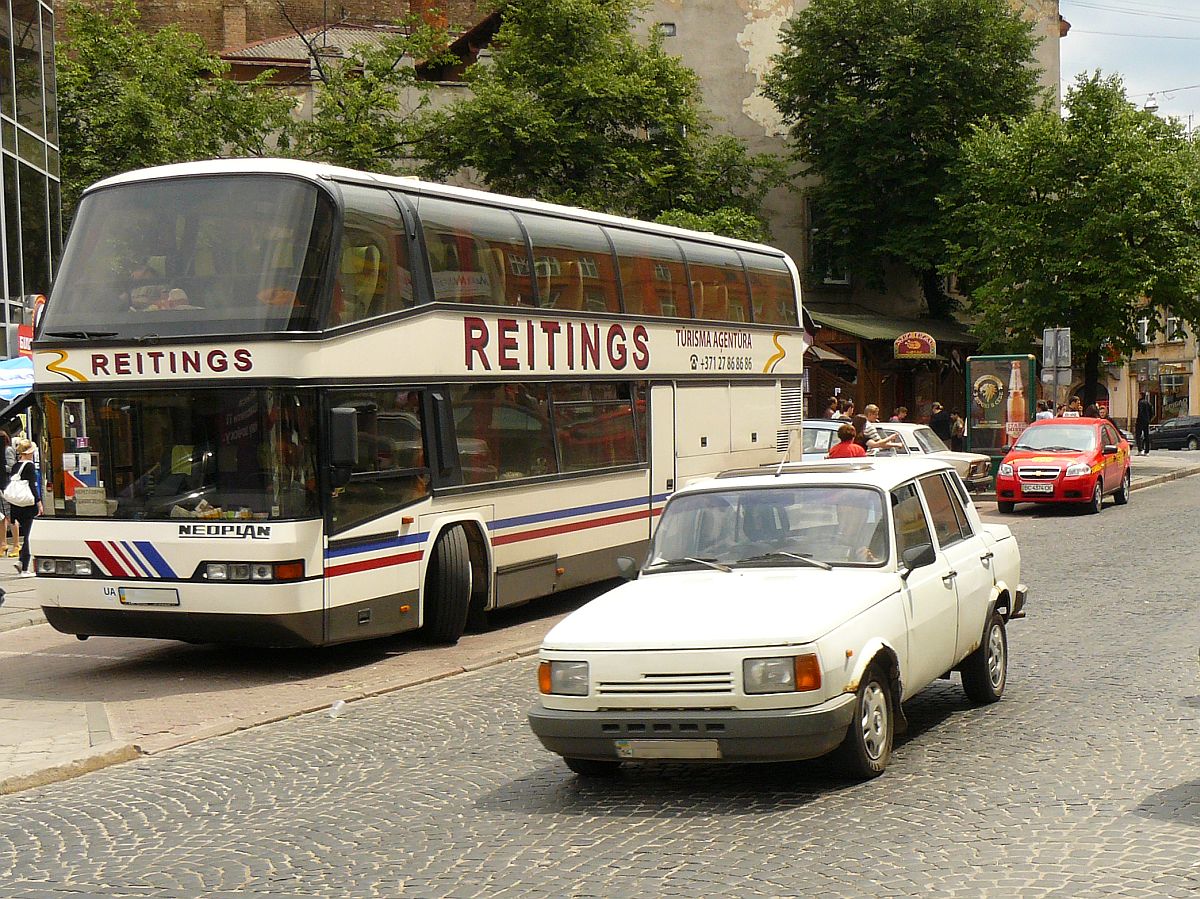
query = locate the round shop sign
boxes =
[972,374,1006,409]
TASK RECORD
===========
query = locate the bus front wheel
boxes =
[423,525,473,644]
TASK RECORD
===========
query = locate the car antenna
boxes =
[775,426,801,476]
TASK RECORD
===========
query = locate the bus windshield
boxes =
[43,176,335,338]
[40,388,319,520]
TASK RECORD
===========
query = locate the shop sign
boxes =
[894,331,937,360]
[1159,362,1192,376]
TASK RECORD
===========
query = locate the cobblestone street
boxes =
[1,477,1198,897]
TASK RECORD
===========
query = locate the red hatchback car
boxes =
[994,417,1132,514]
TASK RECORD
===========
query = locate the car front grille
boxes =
[597,672,735,696]
[1018,466,1061,480]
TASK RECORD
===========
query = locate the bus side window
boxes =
[330,185,415,326]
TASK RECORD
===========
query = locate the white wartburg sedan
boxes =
[528,457,1026,779]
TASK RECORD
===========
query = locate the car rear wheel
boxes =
[834,663,893,779]
[996,501,1014,514]
[1188,436,1199,451]
[1087,482,1103,514]
[961,612,1007,704]
[563,757,621,777]
[1113,467,1131,505]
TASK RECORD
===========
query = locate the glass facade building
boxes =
[0,0,60,308]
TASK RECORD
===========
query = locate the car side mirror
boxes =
[616,556,638,580]
[900,543,936,574]
[1102,444,1118,455]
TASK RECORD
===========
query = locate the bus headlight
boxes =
[35,558,94,577]
[203,561,304,582]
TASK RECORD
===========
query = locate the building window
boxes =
[657,22,677,37]
[1136,317,1149,346]
[1167,313,1185,342]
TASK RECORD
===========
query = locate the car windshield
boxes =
[1013,424,1096,452]
[646,485,888,569]
[913,427,949,453]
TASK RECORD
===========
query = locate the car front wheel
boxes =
[1086,482,1103,514]
[961,612,1007,704]
[996,501,1014,514]
[563,757,621,777]
[834,663,893,779]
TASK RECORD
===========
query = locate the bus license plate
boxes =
[118,587,181,606]
[1021,483,1054,494]
[614,739,721,760]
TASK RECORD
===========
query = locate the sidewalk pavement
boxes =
[3,449,1200,796]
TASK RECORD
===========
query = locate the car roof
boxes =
[686,456,955,493]
[876,422,932,433]
[1028,417,1106,427]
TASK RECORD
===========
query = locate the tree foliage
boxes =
[762,0,1042,291]
[414,0,781,233]
[57,0,293,221]
[942,73,1200,404]
[280,13,458,173]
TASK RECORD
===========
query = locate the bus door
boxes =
[649,383,675,527]
[323,389,436,643]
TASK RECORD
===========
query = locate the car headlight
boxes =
[538,660,589,696]
[969,460,989,477]
[998,463,1013,477]
[1065,462,1092,477]
[743,654,822,694]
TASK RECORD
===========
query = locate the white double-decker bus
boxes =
[31,159,805,647]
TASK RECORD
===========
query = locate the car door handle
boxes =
[942,570,957,585]
[980,551,993,564]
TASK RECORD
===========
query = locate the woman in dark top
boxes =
[9,438,41,576]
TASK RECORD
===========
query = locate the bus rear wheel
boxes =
[423,525,472,644]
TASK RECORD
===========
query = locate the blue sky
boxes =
[1059,0,1200,130]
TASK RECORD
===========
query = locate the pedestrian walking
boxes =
[0,429,12,557]
[863,404,903,451]
[929,402,952,441]
[950,411,965,452]
[821,397,839,419]
[4,438,40,577]
[826,422,866,458]
[1136,391,1153,455]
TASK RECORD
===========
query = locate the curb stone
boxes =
[0,743,141,796]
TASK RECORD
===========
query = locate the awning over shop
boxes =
[807,304,978,347]
[806,343,857,366]
[0,356,32,402]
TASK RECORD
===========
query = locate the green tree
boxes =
[414,0,780,232]
[942,73,1200,405]
[57,0,293,221]
[762,0,1041,309]
[281,12,458,173]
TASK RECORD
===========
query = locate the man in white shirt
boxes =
[1035,400,1054,420]
[863,404,904,451]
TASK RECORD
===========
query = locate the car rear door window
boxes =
[919,474,969,547]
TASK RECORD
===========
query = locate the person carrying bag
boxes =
[4,439,41,577]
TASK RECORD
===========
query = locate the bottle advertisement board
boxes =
[966,354,1036,459]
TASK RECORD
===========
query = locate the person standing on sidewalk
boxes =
[1136,392,1154,456]
[8,438,40,577]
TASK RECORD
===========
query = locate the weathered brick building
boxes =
[56,0,491,49]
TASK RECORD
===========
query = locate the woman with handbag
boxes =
[4,438,41,577]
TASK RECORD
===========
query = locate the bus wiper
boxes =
[736,551,832,571]
[650,556,733,573]
[46,330,118,339]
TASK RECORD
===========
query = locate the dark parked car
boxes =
[1149,416,1200,451]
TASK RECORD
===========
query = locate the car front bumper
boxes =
[995,474,1098,504]
[528,694,857,764]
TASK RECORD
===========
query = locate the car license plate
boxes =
[118,587,181,606]
[1021,483,1054,494]
[614,739,722,760]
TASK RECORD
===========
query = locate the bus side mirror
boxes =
[330,407,358,488]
